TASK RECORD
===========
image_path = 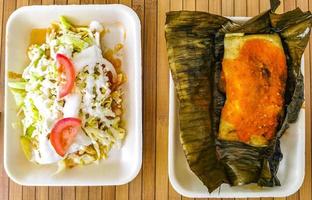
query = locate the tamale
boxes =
[165,0,311,193]
[214,0,310,187]
[219,34,287,147]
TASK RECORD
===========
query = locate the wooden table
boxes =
[0,0,311,200]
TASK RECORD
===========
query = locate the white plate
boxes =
[4,4,142,186]
[168,17,305,198]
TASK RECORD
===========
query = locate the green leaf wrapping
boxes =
[165,11,230,192]
[213,1,311,187]
[165,0,311,193]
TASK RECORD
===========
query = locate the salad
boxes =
[8,16,126,170]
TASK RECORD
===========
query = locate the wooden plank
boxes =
[107,0,117,3]
[209,0,221,14]
[76,186,89,200]
[0,177,9,200]
[183,0,195,10]
[168,184,181,200]
[63,187,75,200]
[41,0,54,5]
[54,0,67,5]
[16,0,28,7]
[297,0,308,11]
[116,184,129,200]
[247,0,259,16]
[155,0,170,198]
[89,185,102,199]
[182,196,194,200]
[128,173,142,200]
[234,0,247,16]
[23,186,35,200]
[93,0,107,4]
[36,187,48,200]
[259,0,270,12]
[102,186,116,200]
[275,198,288,200]
[287,193,300,200]
[89,186,101,200]
[9,180,22,200]
[142,0,157,199]
[284,0,296,11]
[68,0,82,4]
[49,187,62,200]
[195,0,208,11]
[29,0,41,5]
[81,0,94,4]
[119,0,131,6]
[222,0,234,16]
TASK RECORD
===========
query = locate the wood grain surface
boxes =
[0,0,311,199]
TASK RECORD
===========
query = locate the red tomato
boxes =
[50,117,81,157]
[56,53,76,98]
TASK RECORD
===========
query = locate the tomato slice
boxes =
[56,53,76,98]
[50,117,81,157]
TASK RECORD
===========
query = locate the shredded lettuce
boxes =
[8,81,26,90]
[9,88,26,107]
[59,35,89,51]
[59,16,74,30]
[20,136,33,160]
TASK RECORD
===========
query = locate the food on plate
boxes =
[165,0,311,192]
[8,16,126,170]
[219,34,287,147]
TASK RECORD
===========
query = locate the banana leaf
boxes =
[165,11,230,192]
[214,0,311,187]
[165,0,311,193]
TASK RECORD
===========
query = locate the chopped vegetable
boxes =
[50,117,81,157]
[56,53,76,98]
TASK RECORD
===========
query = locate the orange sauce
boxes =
[221,39,287,142]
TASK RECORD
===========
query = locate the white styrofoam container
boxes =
[168,17,305,198]
[4,5,142,186]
